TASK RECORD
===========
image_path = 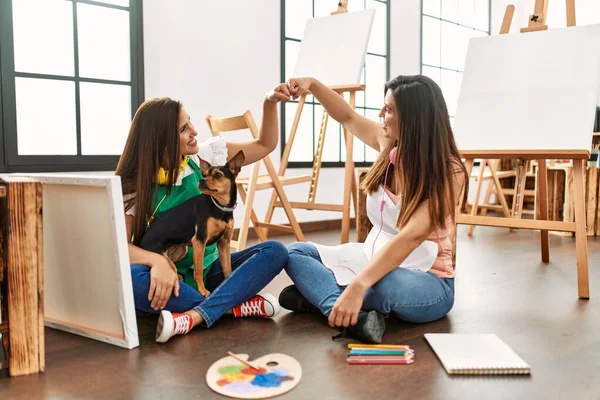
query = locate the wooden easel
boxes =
[456,0,590,299]
[262,0,364,244]
[467,6,525,235]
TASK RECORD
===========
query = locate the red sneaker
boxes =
[232,293,280,318]
[155,311,193,343]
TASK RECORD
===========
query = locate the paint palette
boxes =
[206,353,302,399]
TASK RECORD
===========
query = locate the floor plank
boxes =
[1,227,599,400]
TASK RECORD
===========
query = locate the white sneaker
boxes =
[155,310,193,343]
[232,293,281,318]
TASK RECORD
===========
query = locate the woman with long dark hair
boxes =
[116,84,292,343]
[280,75,468,343]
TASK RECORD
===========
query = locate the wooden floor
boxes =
[1,226,599,400]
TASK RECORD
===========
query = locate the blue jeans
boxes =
[285,242,455,323]
[131,240,287,327]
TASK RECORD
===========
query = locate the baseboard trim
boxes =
[233,218,355,239]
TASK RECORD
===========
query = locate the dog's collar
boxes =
[211,195,236,212]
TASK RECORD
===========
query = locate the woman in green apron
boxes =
[116,83,292,343]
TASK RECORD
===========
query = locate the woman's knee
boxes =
[130,264,150,282]
[393,292,454,324]
[262,240,288,263]
[287,241,317,257]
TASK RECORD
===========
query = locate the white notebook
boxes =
[425,333,531,375]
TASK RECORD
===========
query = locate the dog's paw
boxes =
[199,288,211,298]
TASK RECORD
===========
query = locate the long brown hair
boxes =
[361,75,468,231]
[115,97,182,244]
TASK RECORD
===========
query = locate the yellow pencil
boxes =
[347,344,411,350]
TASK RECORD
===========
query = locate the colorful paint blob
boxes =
[216,364,295,391]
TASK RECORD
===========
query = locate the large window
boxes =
[281,0,390,168]
[421,0,490,126]
[0,0,144,172]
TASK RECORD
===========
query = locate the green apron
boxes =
[149,158,219,290]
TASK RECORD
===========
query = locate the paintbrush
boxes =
[227,351,261,372]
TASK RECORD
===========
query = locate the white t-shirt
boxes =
[123,136,228,217]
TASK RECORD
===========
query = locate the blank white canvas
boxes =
[11,174,138,349]
[454,24,600,152]
[293,9,375,86]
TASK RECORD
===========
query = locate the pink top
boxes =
[384,187,455,279]
[426,216,455,279]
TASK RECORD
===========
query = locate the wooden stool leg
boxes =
[537,160,549,262]
[572,159,590,299]
[488,160,512,219]
[479,175,495,217]
[272,178,306,242]
[510,159,529,231]
[468,159,487,236]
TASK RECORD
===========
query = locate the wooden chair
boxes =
[467,159,540,235]
[205,110,305,251]
[466,159,514,235]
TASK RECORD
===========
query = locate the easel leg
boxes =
[263,96,307,237]
[572,159,590,299]
[341,92,356,244]
[468,159,487,236]
[352,172,358,222]
[453,158,475,266]
[537,159,550,262]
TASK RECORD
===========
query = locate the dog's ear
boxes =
[199,158,211,175]
[226,150,245,177]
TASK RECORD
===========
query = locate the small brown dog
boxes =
[138,151,244,296]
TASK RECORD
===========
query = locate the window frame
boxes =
[419,0,491,121]
[280,0,390,169]
[0,0,145,173]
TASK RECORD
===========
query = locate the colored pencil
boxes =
[347,344,411,350]
[349,350,413,355]
[347,359,414,365]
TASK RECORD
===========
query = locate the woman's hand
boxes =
[148,254,180,311]
[286,77,314,99]
[265,83,292,103]
[329,281,368,328]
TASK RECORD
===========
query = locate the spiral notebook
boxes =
[425,333,531,375]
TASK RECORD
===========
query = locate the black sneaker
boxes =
[279,285,320,313]
[332,310,385,344]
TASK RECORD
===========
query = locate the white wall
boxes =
[143,0,420,229]
[390,0,421,76]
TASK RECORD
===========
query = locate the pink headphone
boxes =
[372,145,399,257]
[381,146,397,211]
[389,146,398,165]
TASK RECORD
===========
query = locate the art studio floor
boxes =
[1,226,599,400]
